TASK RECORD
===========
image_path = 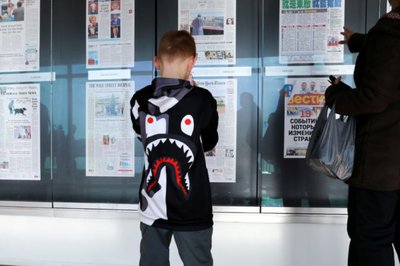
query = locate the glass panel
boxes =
[0,0,52,204]
[260,0,367,208]
[156,0,260,206]
[51,0,155,205]
[0,0,386,211]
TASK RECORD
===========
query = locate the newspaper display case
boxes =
[0,0,389,212]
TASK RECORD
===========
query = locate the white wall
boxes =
[0,208,397,266]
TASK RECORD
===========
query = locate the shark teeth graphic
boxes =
[146,138,194,164]
[144,137,194,199]
[146,170,152,183]
[184,172,190,191]
[146,138,166,156]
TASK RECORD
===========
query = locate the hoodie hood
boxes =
[148,77,192,115]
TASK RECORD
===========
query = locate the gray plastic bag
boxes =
[306,104,356,181]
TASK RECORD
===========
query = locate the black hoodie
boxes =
[325,9,400,190]
[130,77,219,230]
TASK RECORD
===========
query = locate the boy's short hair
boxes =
[158,30,196,61]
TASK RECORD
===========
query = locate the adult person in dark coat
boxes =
[325,1,400,265]
[12,1,24,21]
[191,14,204,35]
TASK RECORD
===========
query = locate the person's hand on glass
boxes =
[339,26,354,45]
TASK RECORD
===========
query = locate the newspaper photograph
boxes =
[283,77,329,158]
[178,0,236,65]
[197,79,237,183]
[0,0,40,72]
[86,81,135,177]
[0,84,40,180]
[86,0,135,69]
[279,0,345,64]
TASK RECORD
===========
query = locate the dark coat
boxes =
[325,11,400,191]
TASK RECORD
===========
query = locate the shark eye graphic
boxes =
[145,115,166,138]
[181,115,194,136]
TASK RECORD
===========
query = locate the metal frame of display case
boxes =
[0,0,389,218]
[0,205,347,225]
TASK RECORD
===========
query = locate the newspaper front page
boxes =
[86,81,135,177]
[279,0,345,64]
[86,0,135,69]
[178,0,236,65]
[197,79,237,183]
[283,77,329,158]
[0,84,40,180]
[0,0,40,72]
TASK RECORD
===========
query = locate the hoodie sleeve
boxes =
[347,33,366,53]
[130,92,142,141]
[201,92,219,152]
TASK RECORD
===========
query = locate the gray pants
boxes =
[139,222,213,266]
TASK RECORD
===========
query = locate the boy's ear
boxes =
[188,55,197,70]
[153,56,160,70]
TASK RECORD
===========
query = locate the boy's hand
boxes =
[339,26,354,45]
[334,76,341,85]
[328,75,341,85]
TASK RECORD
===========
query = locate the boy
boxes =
[130,30,219,266]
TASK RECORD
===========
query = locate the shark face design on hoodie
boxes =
[143,113,195,200]
[131,78,197,221]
